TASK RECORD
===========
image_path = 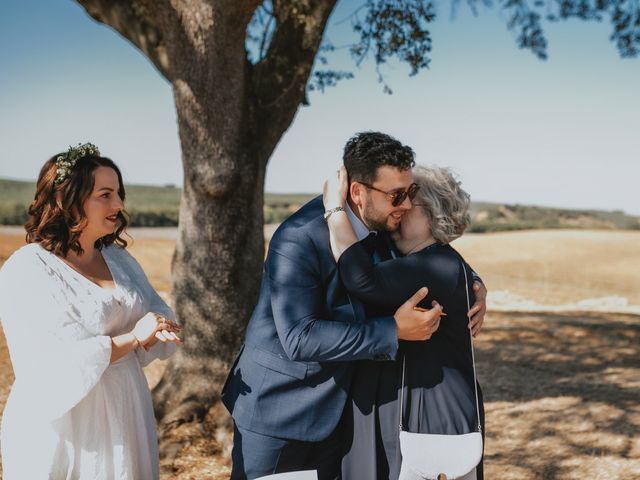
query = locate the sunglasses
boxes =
[359,182,420,207]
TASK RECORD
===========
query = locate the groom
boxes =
[222,132,486,479]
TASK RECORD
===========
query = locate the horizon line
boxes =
[1,176,637,217]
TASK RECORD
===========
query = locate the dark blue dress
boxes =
[339,240,485,480]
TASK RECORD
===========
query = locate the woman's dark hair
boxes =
[343,131,416,184]
[25,153,129,257]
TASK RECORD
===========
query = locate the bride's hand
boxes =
[150,314,182,348]
[323,166,349,211]
[131,312,182,349]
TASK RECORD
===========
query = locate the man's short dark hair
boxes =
[343,131,415,184]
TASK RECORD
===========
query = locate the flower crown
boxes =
[54,142,100,185]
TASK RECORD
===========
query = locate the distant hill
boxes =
[467,202,640,232]
[1,178,638,230]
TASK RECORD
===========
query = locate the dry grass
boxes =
[0,228,639,479]
[454,230,640,307]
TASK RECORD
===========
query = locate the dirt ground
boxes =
[0,228,639,479]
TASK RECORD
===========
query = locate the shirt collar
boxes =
[345,201,375,241]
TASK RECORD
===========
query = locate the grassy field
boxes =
[0,228,638,479]
[3,177,639,230]
[455,230,640,309]
[0,178,317,226]
[0,178,184,226]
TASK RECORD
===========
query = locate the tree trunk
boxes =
[151,96,266,430]
[150,2,266,437]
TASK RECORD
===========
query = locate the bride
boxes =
[0,143,182,479]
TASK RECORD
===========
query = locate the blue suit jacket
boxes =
[221,196,398,442]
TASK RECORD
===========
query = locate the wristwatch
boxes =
[323,206,345,221]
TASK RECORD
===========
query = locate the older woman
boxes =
[324,165,485,480]
[0,143,182,479]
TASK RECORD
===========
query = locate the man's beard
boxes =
[362,203,401,233]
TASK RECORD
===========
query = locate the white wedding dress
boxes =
[0,243,176,479]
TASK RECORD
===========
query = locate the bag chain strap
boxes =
[399,260,482,434]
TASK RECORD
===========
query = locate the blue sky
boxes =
[1,1,638,214]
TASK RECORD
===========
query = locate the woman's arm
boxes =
[110,312,181,363]
[0,248,113,421]
[326,212,358,261]
[322,167,441,310]
[338,243,441,310]
[110,333,140,363]
[115,247,182,364]
[323,167,358,261]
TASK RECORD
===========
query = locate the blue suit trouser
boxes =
[231,422,342,480]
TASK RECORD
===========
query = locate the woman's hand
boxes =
[323,166,349,211]
[468,281,487,337]
[131,312,182,349]
[144,314,183,350]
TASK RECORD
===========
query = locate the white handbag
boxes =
[398,262,483,480]
[255,470,318,480]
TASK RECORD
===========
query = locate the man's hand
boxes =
[468,281,487,337]
[395,287,442,341]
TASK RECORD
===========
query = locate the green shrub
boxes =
[0,203,28,225]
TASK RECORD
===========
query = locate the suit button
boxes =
[373,353,390,361]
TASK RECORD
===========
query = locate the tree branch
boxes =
[250,0,338,161]
[76,0,172,80]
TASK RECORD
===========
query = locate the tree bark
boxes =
[141,0,266,430]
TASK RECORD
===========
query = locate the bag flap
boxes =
[399,431,483,479]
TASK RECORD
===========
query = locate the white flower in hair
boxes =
[54,142,100,184]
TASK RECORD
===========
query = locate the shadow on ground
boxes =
[477,312,639,479]
[0,311,638,479]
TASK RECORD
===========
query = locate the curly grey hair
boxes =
[412,165,471,244]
